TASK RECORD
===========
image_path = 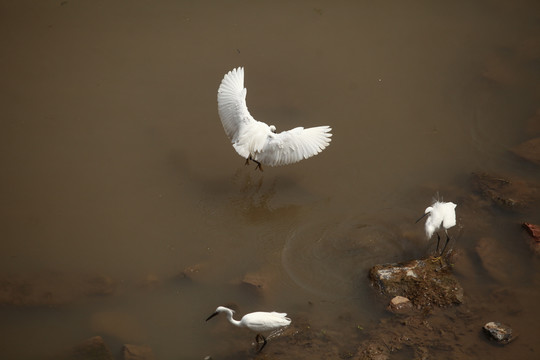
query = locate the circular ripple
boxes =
[281,214,408,300]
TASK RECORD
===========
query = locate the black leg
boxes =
[436,233,441,253]
[440,234,450,257]
[254,160,263,172]
[256,334,267,353]
[245,157,250,166]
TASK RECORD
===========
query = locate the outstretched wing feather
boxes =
[217,67,254,142]
[255,126,332,166]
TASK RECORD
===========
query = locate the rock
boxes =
[357,342,389,360]
[490,288,522,315]
[83,275,117,296]
[177,263,205,281]
[475,237,524,283]
[481,54,517,85]
[523,222,540,255]
[471,172,538,208]
[387,295,413,314]
[91,312,146,343]
[511,137,540,166]
[523,222,540,240]
[59,336,114,360]
[483,321,517,344]
[138,274,160,290]
[526,109,540,135]
[241,272,267,290]
[122,344,156,360]
[355,306,479,359]
[369,258,464,309]
[0,272,117,307]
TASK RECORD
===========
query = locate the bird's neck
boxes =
[225,310,242,327]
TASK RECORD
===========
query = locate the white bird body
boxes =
[416,200,457,256]
[217,67,332,168]
[423,201,457,239]
[206,306,291,352]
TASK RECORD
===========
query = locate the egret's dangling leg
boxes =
[245,157,264,172]
[439,233,451,257]
[255,334,267,353]
[430,233,443,262]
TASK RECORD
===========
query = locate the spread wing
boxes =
[254,126,332,166]
[217,67,254,143]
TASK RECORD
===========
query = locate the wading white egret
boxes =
[205,306,291,352]
[217,67,332,171]
[416,200,457,256]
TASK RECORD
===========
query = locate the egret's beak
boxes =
[206,312,219,321]
[415,212,429,224]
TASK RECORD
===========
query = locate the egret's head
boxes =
[415,207,433,224]
[269,125,276,133]
[207,306,234,321]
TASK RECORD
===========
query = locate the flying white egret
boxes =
[205,306,291,352]
[416,200,457,256]
[217,67,332,171]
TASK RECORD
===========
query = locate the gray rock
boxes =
[483,321,517,344]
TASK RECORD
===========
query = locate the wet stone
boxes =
[476,237,524,284]
[471,172,539,208]
[511,137,540,166]
[526,109,540,135]
[83,275,117,296]
[122,344,156,360]
[388,296,413,314]
[369,258,464,309]
[523,222,540,255]
[523,222,540,240]
[138,274,160,290]
[59,336,114,360]
[177,263,205,281]
[241,272,267,290]
[0,272,117,307]
[91,312,146,343]
[483,321,517,344]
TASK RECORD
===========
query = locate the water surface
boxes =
[1,1,540,359]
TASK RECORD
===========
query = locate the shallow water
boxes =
[1,0,540,359]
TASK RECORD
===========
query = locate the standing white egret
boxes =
[217,67,332,171]
[205,306,291,352]
[416,200,457,256]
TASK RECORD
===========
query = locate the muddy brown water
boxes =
[1,1,540,359]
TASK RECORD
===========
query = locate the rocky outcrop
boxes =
[369,258,464,309]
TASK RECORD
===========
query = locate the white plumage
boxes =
[422,201,457,239]
[206,306,291,352]
[217,67,332,170]
[416,200,457,256]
